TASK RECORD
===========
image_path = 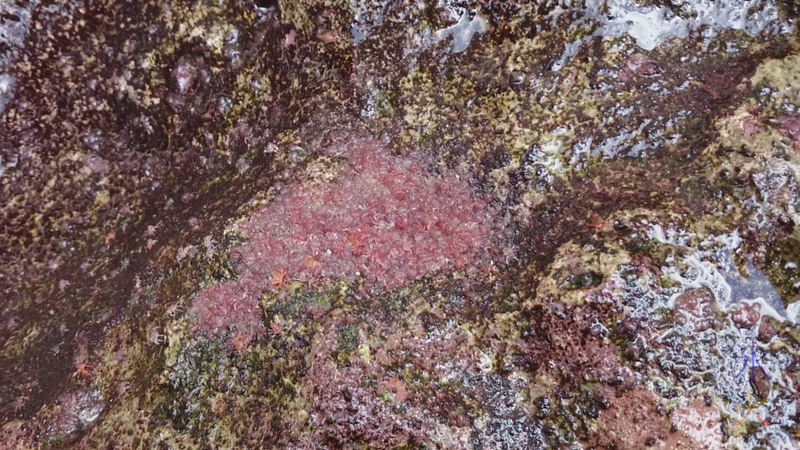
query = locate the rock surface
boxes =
[1,0,799,448]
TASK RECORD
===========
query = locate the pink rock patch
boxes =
[189,282,265,344]
[237,139,501,291]
[189,138,506,340]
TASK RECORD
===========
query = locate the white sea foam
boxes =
[648,226,792,322]
[428,8,488,54]
[0,0,38,115]
[594,0,788,51]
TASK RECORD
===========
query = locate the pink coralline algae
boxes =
[190,138,505,341]
[189,282,266,346]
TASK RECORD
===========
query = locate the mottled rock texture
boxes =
[2,0,800,449]
[189,137,505,345]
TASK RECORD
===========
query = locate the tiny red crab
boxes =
[270,269,289,289]
[74,362,93,378]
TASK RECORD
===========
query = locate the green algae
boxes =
[334,323,360,365]
[763,233,800,309]
[751,49,800,99]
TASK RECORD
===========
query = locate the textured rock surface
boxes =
[1,0,800,448]
[189,137,505,346]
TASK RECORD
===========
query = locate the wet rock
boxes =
[1,0,799,448]
[672,288,721,332]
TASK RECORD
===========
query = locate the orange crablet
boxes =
[270,268,289,289]
[302,256,321,272]
[232,331,248,354]
[74,362,93,378]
